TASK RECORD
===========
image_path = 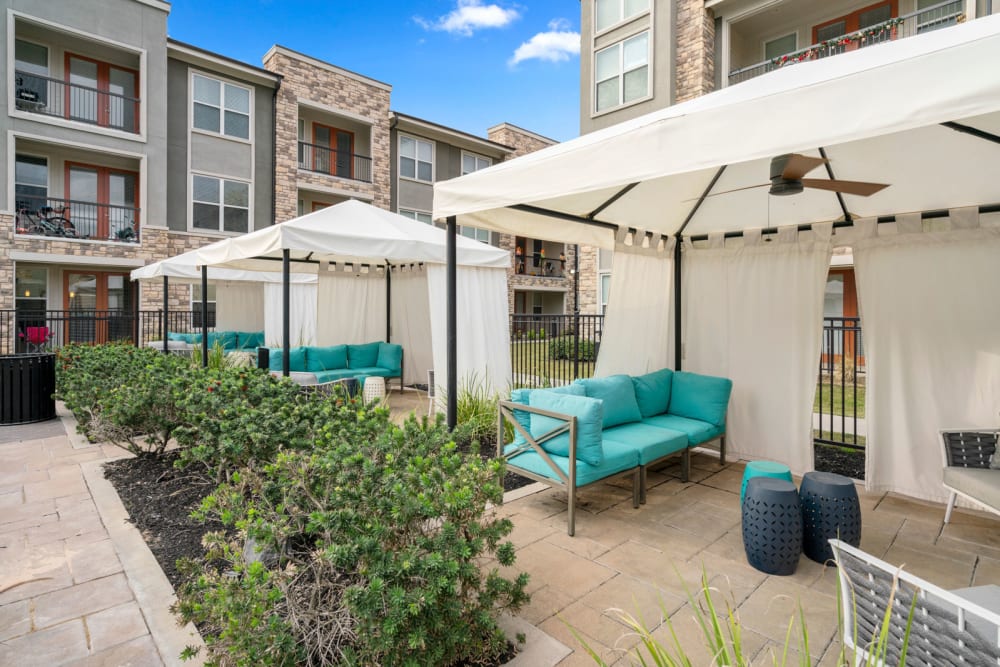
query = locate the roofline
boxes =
[391,112,514,154]
[136,0,171,13]
[264,45,392,91]
[486,122,558,146]
[167,39,281,85]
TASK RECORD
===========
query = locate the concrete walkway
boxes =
[0,411,180,665]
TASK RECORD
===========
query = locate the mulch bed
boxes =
[814,443,866,480]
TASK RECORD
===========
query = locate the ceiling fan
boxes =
[708,154,890,198]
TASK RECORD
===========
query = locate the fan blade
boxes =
[781,154,828,180]
[801,178,889,197]
[682,183,769,201]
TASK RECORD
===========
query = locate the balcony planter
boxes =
[0,353,56,425]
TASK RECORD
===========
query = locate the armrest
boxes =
[498,400,578,482]
[940,429,999,468]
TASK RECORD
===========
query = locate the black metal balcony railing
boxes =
[14,70,140,134]
[514,255,567,278]
[0,310,213,354]
[510,314,603,388]
[297,141,373,183]
[15,195,140,243]
[728,0,964,85]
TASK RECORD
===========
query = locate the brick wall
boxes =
[675,0,716,103]
[263,50,391,222]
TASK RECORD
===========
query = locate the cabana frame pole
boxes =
[200,265,209,368]
[385,262,391,342]
[818,147,852,223]
[161,276,168,354]
[282,249,290,378]
[446,216,457,430]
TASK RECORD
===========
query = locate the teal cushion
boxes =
[632,368,673,418]
[167,332,186,342]
[238,331,264,350]
[268,347,307,372]
[183,333,202,345]
[348,342,380,368]
[668,372,733,427]
[641,414,723,445]
[376,343,403,374]
[306,345,348,372]
[504,439,638,487]
[603,422,688,465]
[312,369,358,383]
[528,392,604,467]
[348,366,394,377]
[207,331,238,350]
[509,385,585,446]
[575,375,642,429]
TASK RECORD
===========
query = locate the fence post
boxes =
[573,245,580,381]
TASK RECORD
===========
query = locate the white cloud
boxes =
[415,0,520,37]
[509,20,580,66]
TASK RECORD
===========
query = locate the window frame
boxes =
[64,52,140,131]
[398,134,435,183]
[191,284,217,329]
[398,208,436,226]
[65,160,141,239]
[594,29,651,115]
[763,32,798,60]
[812,0,897,43]
[460,151,492,176]
[594,0,651,35]
[14,153,49,211]
[14,38,49,76]
[189,172,252,235]
[190,71,253,142]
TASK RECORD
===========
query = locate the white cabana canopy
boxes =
[433,16,1000,505]
[132,200,513,397]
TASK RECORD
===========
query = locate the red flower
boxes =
[207,386,214,393]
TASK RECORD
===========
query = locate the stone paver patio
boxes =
[2,398,997,666]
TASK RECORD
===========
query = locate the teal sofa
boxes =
[265,342,403,390]
[166,330,265,352]
[498,369,733,536]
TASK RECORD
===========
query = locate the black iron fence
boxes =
[728,0,964,85]
[816,316,865,451]
[298,141,373,183]
[15,195,139,242]
[0,310,213,355]
[14,70,140,133]
[510,314,603,388]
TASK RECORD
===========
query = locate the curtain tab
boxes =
[707,232,725,249]
[855,217,878,239]
[777,225,797,244]
[744,228,763,246]
[812,222,833,241]
[896,212,922,235]
[949,206,980,230]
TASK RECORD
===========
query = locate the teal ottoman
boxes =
[741,461,793,506]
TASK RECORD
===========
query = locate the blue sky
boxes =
[166,0,581,142]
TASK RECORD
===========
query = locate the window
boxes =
[595,31,649,113]
[399,208,435,225]
[192,74,251,140]
[14,155,48,210]
[598,248,613,315]
[461,152,492,175]
[399,135,433,182]
[813,2,896,43]
[595,0,649,32]
[461,227,492,244]
[15,40,48,107]
[192,284,217,329]
[192,174,249,233]
[764,33,797,60]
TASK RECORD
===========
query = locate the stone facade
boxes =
[486,123,555,158]
[675,0,716,103]
[263,48,391,222]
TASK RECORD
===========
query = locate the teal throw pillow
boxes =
[508,384,584,446]
[167,332,186,342]
[238,331,265,350]
[528,392,604,467]
[269,347,307,372]
[575,375,642,428]
[376,343,403,373]
[668,371,733,426]
[632,368,674,418]
[348,342,380,368]
[305,345,347,372]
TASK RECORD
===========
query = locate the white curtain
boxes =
[264,283,317,346]
[427,265,511,404]
[594,230,675,377]
[315,268,387,345]
[852,215,1000,502]
[215,283,264,331]
[389,266,433,387]
[682,226,833,474]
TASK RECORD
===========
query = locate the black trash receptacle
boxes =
[0,353,56,425]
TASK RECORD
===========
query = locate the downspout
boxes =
[271,76,281,226]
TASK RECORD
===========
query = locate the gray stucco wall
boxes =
[165,57,188,232]
[2,0,169,222]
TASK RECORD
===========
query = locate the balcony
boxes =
[515,237,568,279]
[297,141,372,183]
[15,195,140,243]
[14,70,140,134]
[728,0,964,86]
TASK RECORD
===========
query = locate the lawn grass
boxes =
[510,340,594,386]
[814,381,866,418]
[814,429,867,448]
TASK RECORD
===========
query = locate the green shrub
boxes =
[177,407,529,666]
[56,344,191,455]
[548,335,597,362]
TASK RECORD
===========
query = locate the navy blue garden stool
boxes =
[799,471,861,565]
[742,477,802,576]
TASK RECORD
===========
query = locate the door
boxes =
[67,56,99,124]
[313,123,354,178]
[66,53,139,131]
[64,271,132,344]
[313,124,332,174]
[67,163,140,239]
[68,165,99,238]
[813,1,896,52]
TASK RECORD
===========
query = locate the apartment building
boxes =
[577,0,998,315]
